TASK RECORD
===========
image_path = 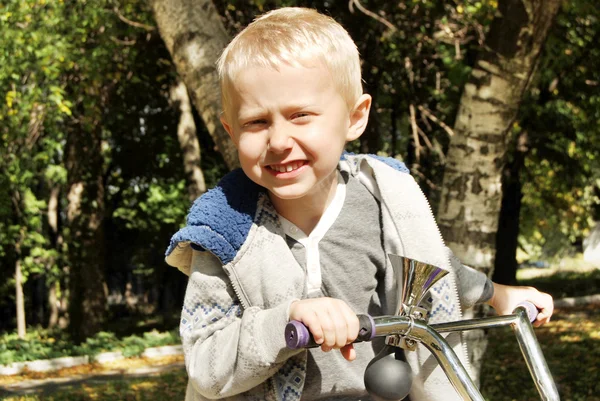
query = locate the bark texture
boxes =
[438,0,561,272]
[170,81,207,200]
[66,128,108,343]
[150,0,238,170]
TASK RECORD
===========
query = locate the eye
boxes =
[242,119,267,128]
[291,112,312,122]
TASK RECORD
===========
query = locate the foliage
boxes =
[0,328,179,365]
[0,0,198,330]
[517,0,600,260]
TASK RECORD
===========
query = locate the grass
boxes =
[480,262,600,401]
[480,303,600,401]
[517,265,600,299]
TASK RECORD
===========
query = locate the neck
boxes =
[270,172,338,235]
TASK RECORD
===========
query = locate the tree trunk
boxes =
[438,0,561,271]
[436,0,561,383]
[47,186,60,328]
[48,282,59,328]
[15,258,26,339]
[66,127,108,343]
[171,81,207,200]
[493,132,529,285]
[150,0,238,170]
[14,226,26,339]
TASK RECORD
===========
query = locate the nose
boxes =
[267,121,294,153]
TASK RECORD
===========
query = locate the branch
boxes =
[113,7,155,31]
[409,104,421,162]
[418,105,454,137]
[411,165,438,190]
[110,36,137,46]
[348,0,397,32]
[417,126,433,150]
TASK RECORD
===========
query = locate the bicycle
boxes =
[285,255,560,401]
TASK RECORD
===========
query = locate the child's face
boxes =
[221,62,370,208]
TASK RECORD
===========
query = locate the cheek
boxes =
[237,135,265,158]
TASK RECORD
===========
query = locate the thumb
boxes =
[340,344,356,361]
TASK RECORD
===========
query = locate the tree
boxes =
[435,0,562,382]
[437,0,562,273]
[150,0,239,170]
[170,81,207,200]
[497,0,600,281]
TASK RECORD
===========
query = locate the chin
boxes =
[267,185,312,201]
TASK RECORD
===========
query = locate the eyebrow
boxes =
[238,102,318,119]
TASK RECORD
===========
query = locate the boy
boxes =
[165,7,553,401]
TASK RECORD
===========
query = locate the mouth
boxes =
[266,160,307,174]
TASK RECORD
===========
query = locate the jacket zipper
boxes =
[224,264,251,310]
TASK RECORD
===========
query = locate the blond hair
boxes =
[217,7,362,118]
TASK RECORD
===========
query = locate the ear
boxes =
[220,115,238,146]
[346,94,372,142]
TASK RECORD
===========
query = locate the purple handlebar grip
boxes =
[285,320,312,349]
[285,314,375,349]
[360,314,376,340]
[516,301,539,323]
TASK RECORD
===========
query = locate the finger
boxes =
[319,310,337,352]
[531,292,553,327]
[535,309,552,326]
[341,305,360,344]
[340,344,356,361]
[300,309,325,345]
[327,306,349,350]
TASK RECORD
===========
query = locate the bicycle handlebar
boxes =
[285,301,539,350]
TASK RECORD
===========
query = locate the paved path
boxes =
[553,293,600,308]
[0,360,184,398]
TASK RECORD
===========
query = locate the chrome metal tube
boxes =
[372,316,485,401]
[371,309,559,401]
[431,308,560,401]
[431,314,517,332]
[405,320,485,401]
[512,308,560,401]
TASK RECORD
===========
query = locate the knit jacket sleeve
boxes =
[181,249,301,398]
[445,247,493,309]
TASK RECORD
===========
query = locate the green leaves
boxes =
[517,0,600,260]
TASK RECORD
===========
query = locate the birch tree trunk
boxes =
[47,186,61,328]
[170,81,206,200]
[15,259,26,339]
[438,0,561,272]
[436,0,561,383]
[150,0,238,170]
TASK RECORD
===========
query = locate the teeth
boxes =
[271,162,302,173]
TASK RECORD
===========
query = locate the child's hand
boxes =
[289,298,359,361]
[487,283,554,327]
